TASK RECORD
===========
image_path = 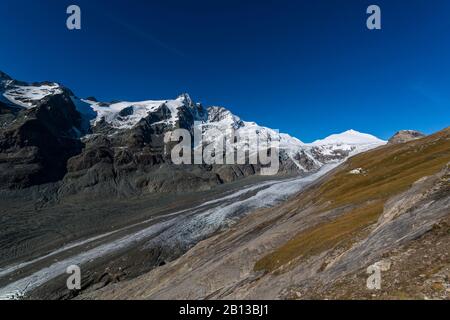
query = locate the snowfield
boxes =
[2,83,63,109]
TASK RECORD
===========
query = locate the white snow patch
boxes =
[2,83,63,109]
[349,168,365,175]
[80,95,194,130]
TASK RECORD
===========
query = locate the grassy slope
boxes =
[255,127,450,273]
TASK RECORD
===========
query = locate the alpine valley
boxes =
[0,71,448,300]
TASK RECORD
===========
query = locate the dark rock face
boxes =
[388,130,426,144]
[0,101,20,130]
[0,93,83,189]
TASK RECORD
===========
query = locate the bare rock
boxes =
[388,130,426,144]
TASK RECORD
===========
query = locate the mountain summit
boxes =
[312,129,385,146]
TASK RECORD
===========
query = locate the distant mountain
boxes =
[0,71,385,195]
[388,130,426,144]
[312,129,385,145]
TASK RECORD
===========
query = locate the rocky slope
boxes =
[82,127,449,300]
[388,130,426,144]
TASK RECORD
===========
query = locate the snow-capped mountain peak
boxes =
[77,98,175,129]
[311,129,385,146]
[68,92,208,131]
[306,129,386,164]
[207,106,244,130]
[176,93,194,105]
[0,74,64,109]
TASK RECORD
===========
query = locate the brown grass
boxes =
[254,201,383,272]
[254,127,450,273]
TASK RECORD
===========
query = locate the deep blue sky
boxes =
[0,0,449,141]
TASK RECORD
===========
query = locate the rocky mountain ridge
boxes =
[388,130,426,144]
[0,71,386,197]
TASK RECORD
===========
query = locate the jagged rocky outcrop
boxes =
[388,130,426,144]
